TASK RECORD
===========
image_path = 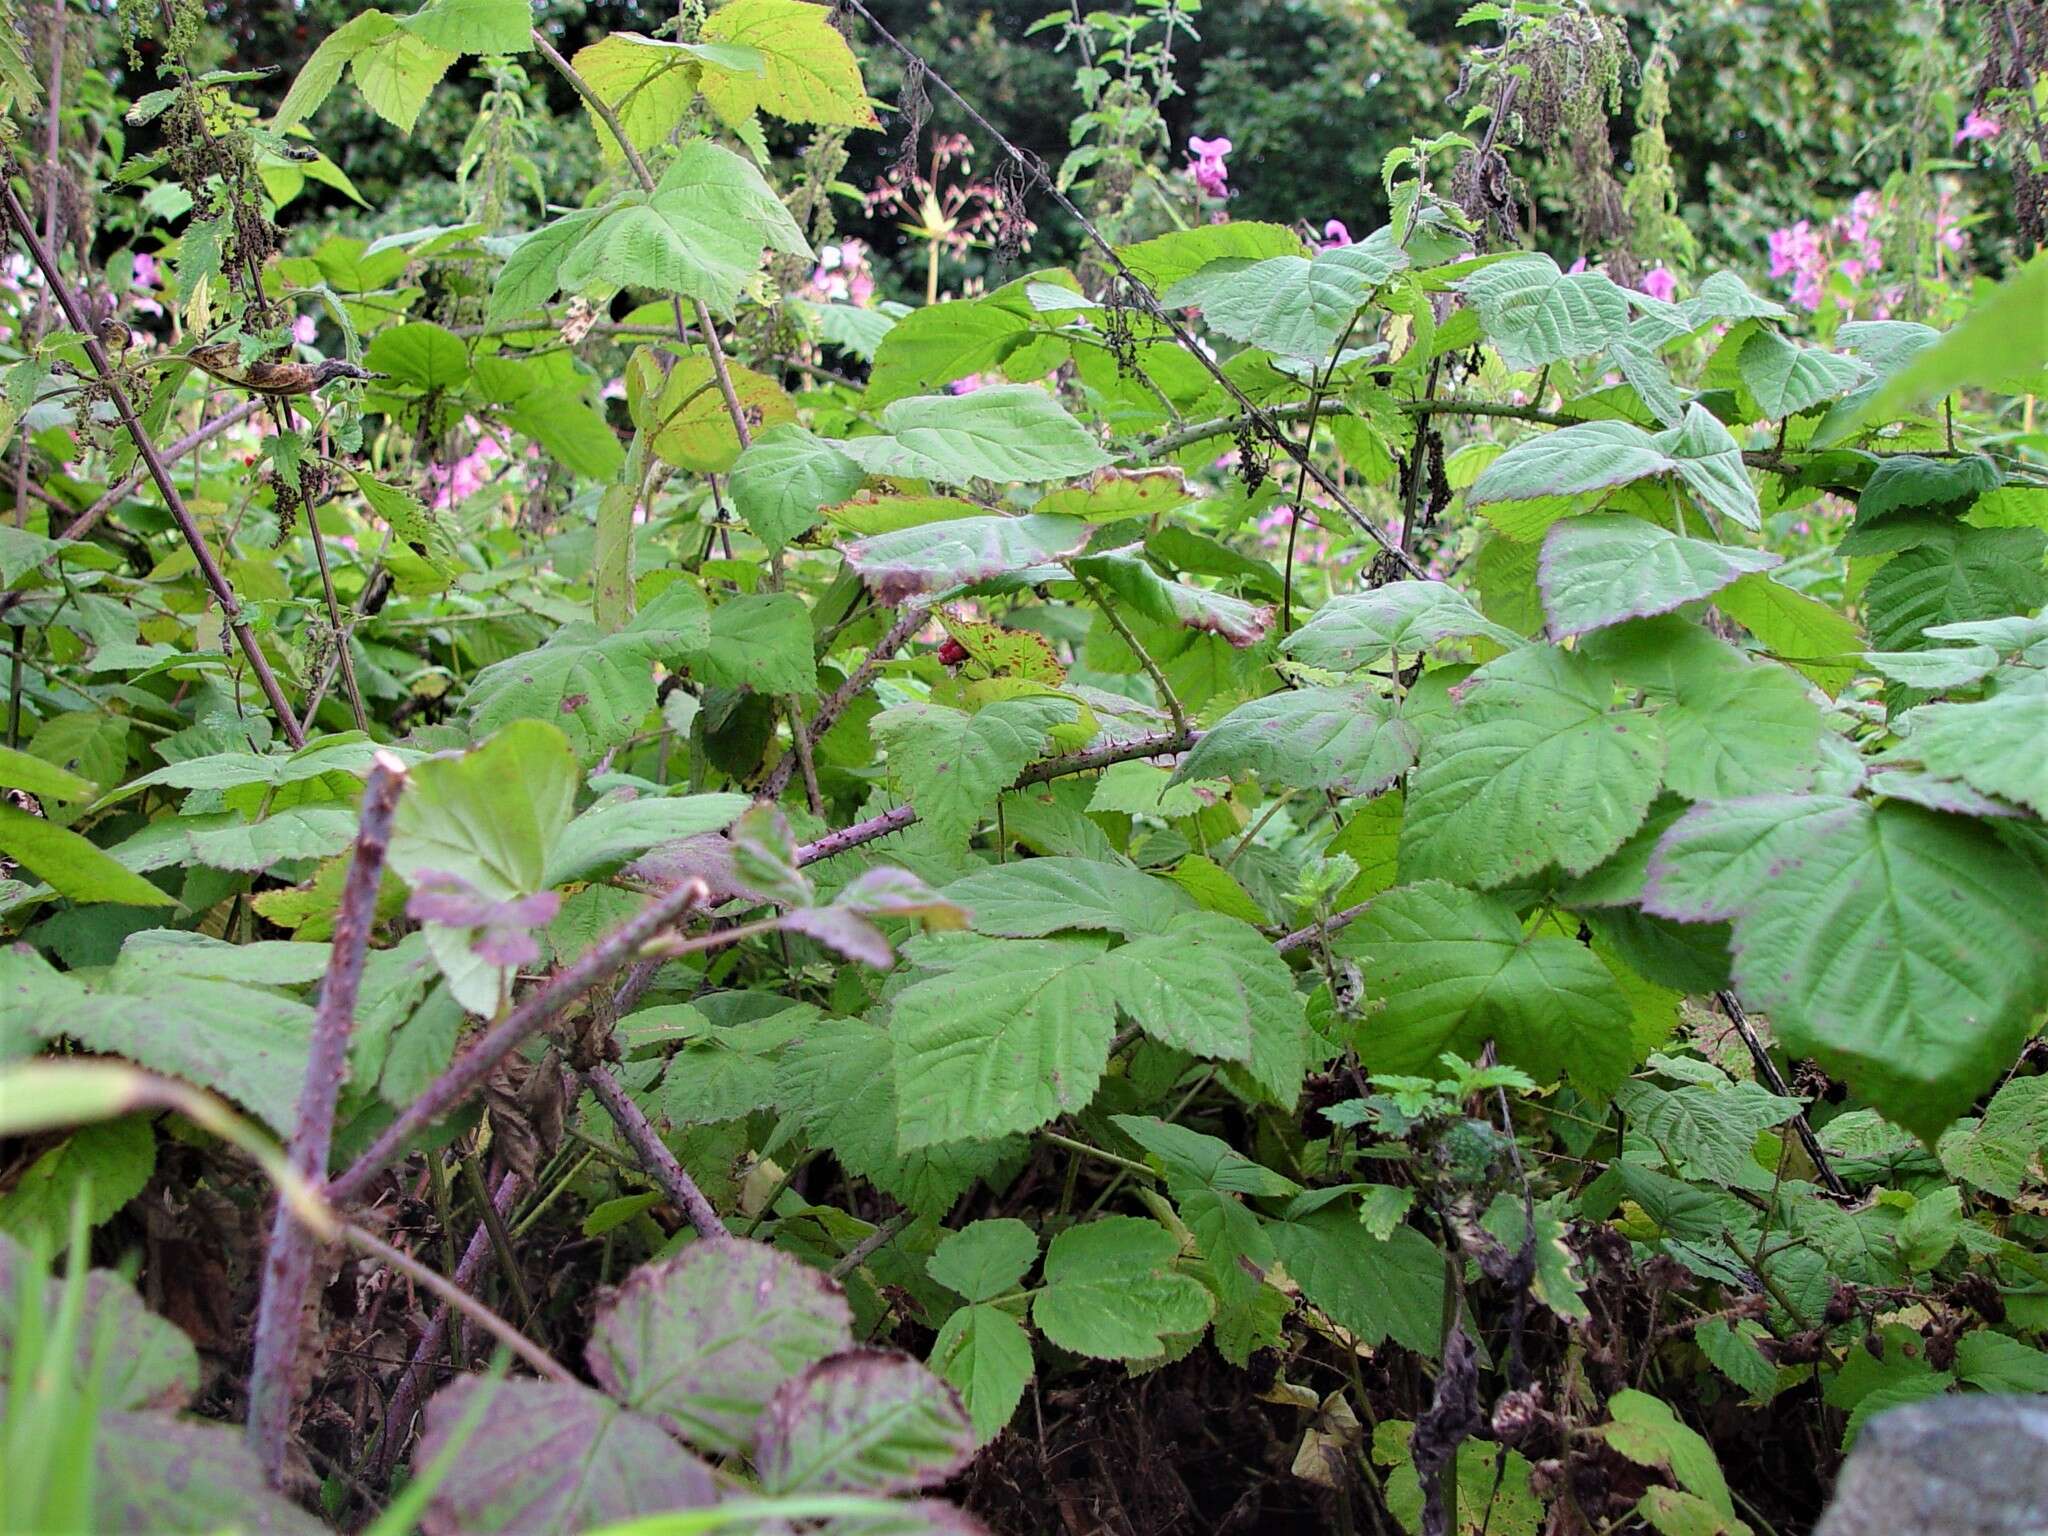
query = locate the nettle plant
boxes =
[1,0,2046,1533]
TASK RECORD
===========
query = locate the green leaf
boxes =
[389,719,579,901]
[1738,329,1866,418]
[1858,454,2001,524]
[1282,580,1521,672]
[645,354,796,473]
[1937,1075,2048,1198]
[1400,644,1665,887]
[941,856,1189,938]
[569,34,717,165]
[418,1379,719,1534]
[363,320,468,390]
[1265,1206,1443,1355]
[1172,686,1418,797]
[0,1117,156,1239]
[351,470,463,585]
[272,9,393,129]
[1111,1115,1301,1199]
[1898,679,2048,816]
[1861,254,2048,424]
[1712,572,1862,695]
[0,805,172,907]
[96,1414,330,1536]
[554,140,812,314]
[1333,881,1635,1096]
[890,937,1116,1149]
[1538,514,1780,638]
[870,696,1076,842]
[1863,529,2048,654]
[837,388,1112,487]
[1456,253,1631,370]
[928,1219,1039,1303]
[843,513,1093,603]
[698,0,879,129]
[755,1350,974,1495]
[1617,1079,1801,1190]
[0,743,96,802]
[486,209,606,326]
[1163,241,1403,360]
[692,593,817,696]
[865,299,1032,408]
[400,0,533,53]
[1602,1390,1737,1520]
[730,425,866,549]
[1468,420,1676,506]
[348,14,458,134]
[1953,1330,2048,1395]
[1117,222,1308,292]
[929,1303,1033,1446]
[1103,911,1302,1067]
[0,1232,197,1409]
[1646,796,2048,1141]
[586,1238,853,1457]
[543,794,749,886]
[1032,1217,1214,1359]
[1068,548,1275,649]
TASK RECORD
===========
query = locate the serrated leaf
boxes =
[0,1232,196,1409]
[1032,1217,1214,1359]
[1937,1075,2048,1198]
[731,425,866,548]
[941,856,1189,938]
[1712,572,1862,695]
[1898,679,2048,815]
[693,593,817,696]
[569,34,717,165]
[1538,515,1780,638]
[1863,529,2048,654]
[1646,795,2048,1140]
[1101,911,1298,1065]
[364,320,467,390]
[1400,644,1665,887]
[0,805,172,907]
[1456,254,1631,370]
[418,1378,719,1535]
[1333,881,1635,1096]
[390,720,579,901]
[843,514,1093,604]
[646,354,796,473]
[871,696,1076,842]
[1068,549,1273,649]
[927,1219,1038,1302]
[587,1238,853,1457]
[756,1350,974,1494]
[928,1303,1032,1446]
[1265,1206,1443,1355]
[1283,581,1521,672]
[1738,329,1866,418]
[837,388,1111,487]
[400,0,533,53]
[1172,686,1418,797]
[699,0,879,130]
[865,299,1032,408]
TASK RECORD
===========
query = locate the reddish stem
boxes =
[583,1065,730,1242]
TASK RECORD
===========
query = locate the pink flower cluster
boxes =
[1955,111,2001,145]
[1767,188,1970,315]
[803,240,876,307]
[1186,136,1231,200]
[426,417,532,509]
[1564,255,1677,303]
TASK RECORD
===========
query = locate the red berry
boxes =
[936,637,969,666]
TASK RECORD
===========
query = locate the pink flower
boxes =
[130,251,164,317]
[1956,111,2001,145]
[1638,266,1677,302]
[948,373,989,396]
[1321,219,1352,248]
[1566,256,1589,275]
[1186,135,1231,199]
[292,314,318,346]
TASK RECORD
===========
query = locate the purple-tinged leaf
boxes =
[842,514,1092,604]
[836,867,970,930]
[406,870,561,969]
[96,1412,328,1535]
[783,906,896,968]
[586,1237,854,1456]
[417,1378,719,1536]
[755,1349,975,1495]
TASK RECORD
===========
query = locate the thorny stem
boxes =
[1275,897,1373,955]
[1074,568,1186,734]
[247,755,407,1482]
[371,1170,524,1479]
[762,601,929,801]
[836,0,1429,579]
[583,1064,731,1242]
[829,1210,914,1279]
[341,1221,571,1385]
[1715,990,1850,1199]
[326,879,712,1206]
[0,179,306,748]
[792,727,1199,868]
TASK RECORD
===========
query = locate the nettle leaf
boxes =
[871,696,1078,842]
[552,140,812,314]
[417,1378,719,1536]
[836,388,1111,486]
[1898,678,2048,816]
[731,425,866,548]
[587,1238,853,1457]
[1172,687,1419,797]
[756,1350,975,1495]
[698,0,879,129]
[1401,644,1665,888]
[1455,253,1631,370]
[844,514,1093,604]
[1738,329,1867,418]
[1538,515,1780,638]
[569,33,734,165]
[274,10,456,135]
[1939,1075,2048,1199]
[890,936,1117,1149]
[941,856,1189,938]
[1031,1216,1214,1360]
[401,0,534,54]
[1333,881,1635,1096]
[1283,581,1522,672]
[1646,795,2048,1140]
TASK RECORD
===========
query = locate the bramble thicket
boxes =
[1,2,2046,1533]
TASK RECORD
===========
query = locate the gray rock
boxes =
[1816,1394,2048,1536]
